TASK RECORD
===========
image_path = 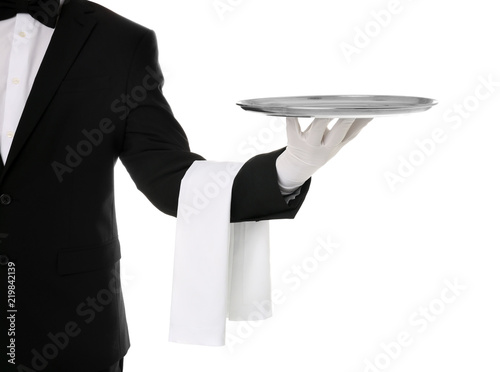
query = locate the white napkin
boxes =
[169,161,271,346]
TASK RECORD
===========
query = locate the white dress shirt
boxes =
[0,2,64,164]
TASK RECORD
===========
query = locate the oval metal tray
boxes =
[237,95,438,118]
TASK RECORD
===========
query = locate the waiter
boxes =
[0,0,369,371]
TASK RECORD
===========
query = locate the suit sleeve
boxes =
[118,29,311,222]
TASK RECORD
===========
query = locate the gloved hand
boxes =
[276,117,372,194]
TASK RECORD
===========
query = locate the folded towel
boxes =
[169,161,271,346]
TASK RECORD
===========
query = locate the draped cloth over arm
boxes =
[169,161,272,346]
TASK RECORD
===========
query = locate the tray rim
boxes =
[236,94,438,118]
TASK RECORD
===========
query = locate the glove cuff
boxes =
[275,148,319,193]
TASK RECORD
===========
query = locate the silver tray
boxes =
[236,95,438,118]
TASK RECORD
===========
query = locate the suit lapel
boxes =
[1,0,96,179]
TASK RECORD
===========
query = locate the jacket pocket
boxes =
[57,237,121,276]
[58,76,110,93]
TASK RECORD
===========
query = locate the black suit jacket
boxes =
[0,1,311,370]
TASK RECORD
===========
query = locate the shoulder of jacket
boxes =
[70,0,154,36]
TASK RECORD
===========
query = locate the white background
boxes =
[95,0,500,371]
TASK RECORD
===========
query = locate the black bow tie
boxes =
[0,0,60,28]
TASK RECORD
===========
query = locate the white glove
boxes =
[276,117,372,194]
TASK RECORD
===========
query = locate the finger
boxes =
[341,118,372,144]
[304,117,332,145]
[286,117,302,141]
[324,118,356,146]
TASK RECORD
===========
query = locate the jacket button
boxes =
[0,255,9,266]
[0,194,12,205]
